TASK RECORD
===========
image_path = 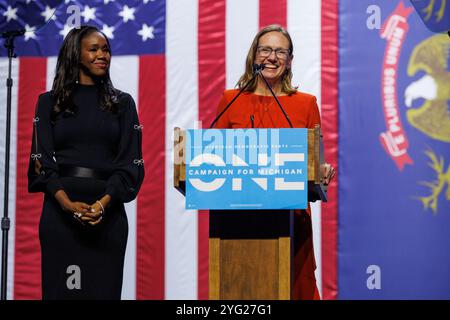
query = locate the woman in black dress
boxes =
[27,25,144,299]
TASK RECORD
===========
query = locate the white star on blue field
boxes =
[0,0,165,56]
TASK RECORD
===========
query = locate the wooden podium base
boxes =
[173,126,327,300]
[209,211,295,300]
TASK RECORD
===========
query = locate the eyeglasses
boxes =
[257,46,290,59]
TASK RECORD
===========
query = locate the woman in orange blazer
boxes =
[214,24,335,300]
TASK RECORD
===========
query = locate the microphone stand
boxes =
[1,29,24,300]
[258,71,293,128]
[209,66,263,128]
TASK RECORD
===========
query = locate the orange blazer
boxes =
[214,89,322,300]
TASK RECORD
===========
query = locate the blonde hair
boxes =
[237,24,297,94]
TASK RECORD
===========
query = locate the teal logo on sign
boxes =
[185,129,308,210]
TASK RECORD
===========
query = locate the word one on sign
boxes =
[185,128,308,210]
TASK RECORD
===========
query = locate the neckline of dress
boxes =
[250,92,291,98]
[76,83,98,90]
[247,91,289,99]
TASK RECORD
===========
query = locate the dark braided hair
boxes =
[51,25,119,121]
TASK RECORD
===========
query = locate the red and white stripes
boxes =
[321,0,339,300]
[0,0,338,300]
[163,0,337,299]
[14,58,47,299]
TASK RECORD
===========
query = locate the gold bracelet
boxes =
[96,200,105,214]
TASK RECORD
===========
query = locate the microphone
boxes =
[1,29,26,39]
[2,29,26,58]
[252,63,266,73]
[209,64,265,129]
[258,70,293,128]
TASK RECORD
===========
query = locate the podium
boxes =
[173,126,327,300]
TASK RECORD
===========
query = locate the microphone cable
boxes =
[209,64,266,128]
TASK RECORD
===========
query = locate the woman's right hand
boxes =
[54,190,92,223]
[63,201,91,215]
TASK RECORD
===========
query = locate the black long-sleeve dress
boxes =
[27,84,144,300]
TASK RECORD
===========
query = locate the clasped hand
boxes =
[55,189,110,227]
[63,200,104,226]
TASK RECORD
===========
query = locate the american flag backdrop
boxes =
[2,0,450,301]
[0,0,338,300]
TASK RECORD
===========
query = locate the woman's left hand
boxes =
[321,163,336,185]
[82,196,111,226]
[82,202,104,226]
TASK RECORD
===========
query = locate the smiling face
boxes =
[79,31,111,84]
[254,31,292,87]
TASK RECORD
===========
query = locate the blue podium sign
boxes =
[185,128,308,210]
